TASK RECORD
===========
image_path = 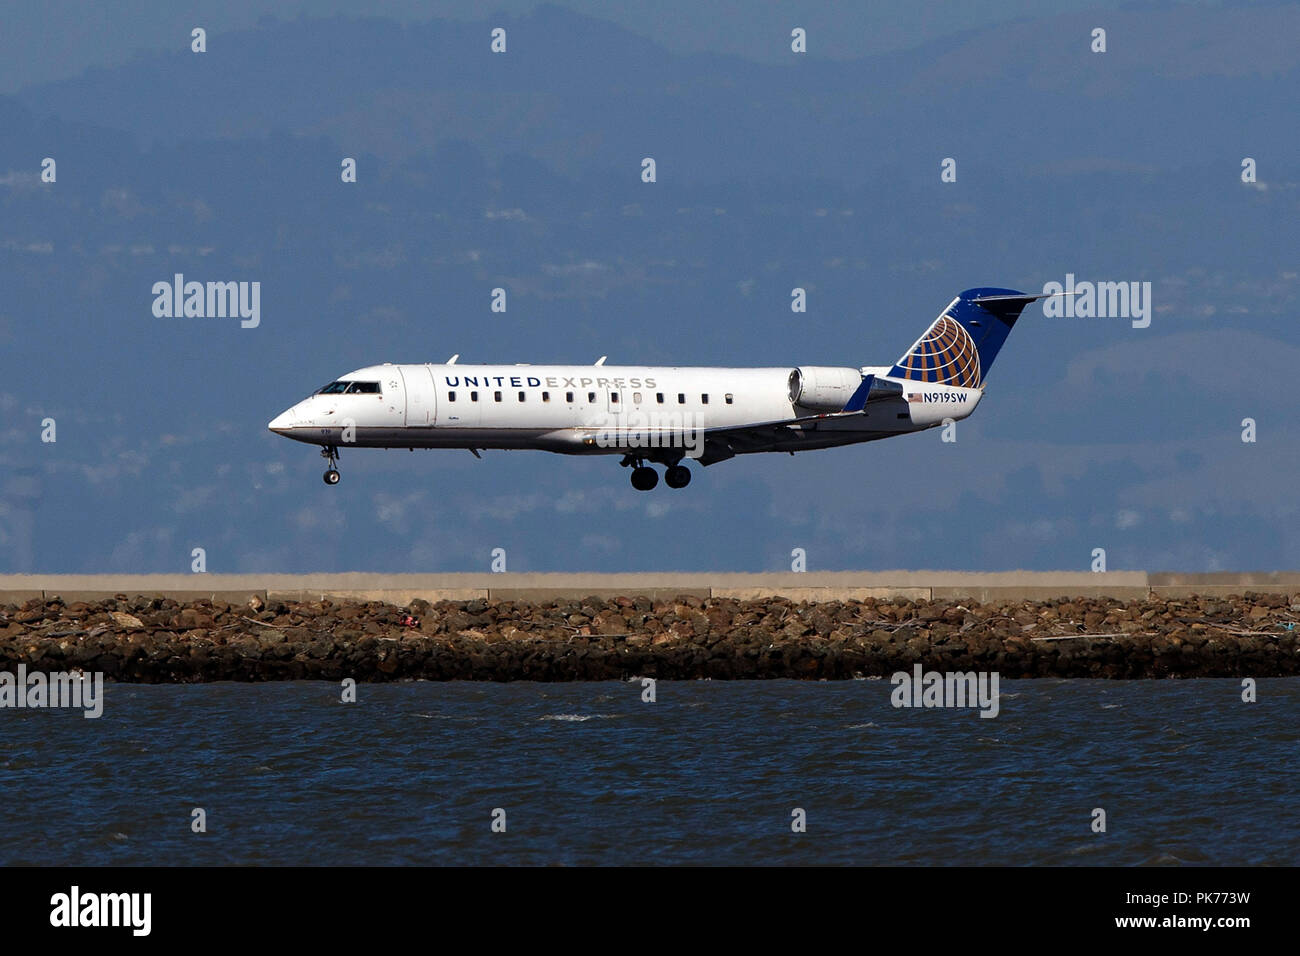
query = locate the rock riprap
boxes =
[1,592,1297,681]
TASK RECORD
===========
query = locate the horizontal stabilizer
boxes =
[841,374,904,412]
[969,291,1073,310]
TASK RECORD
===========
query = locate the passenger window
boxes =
[677,393,685,404]
[587,391,596,403]
[448,391,456,402]
[566,391,574,403]
[543,392,550,402]
[518,391,525,402]
[633,392,642,403]
[725,393,733,405]
[471,391,479,402]
[610,392,619,404]
[656,393,664,404]
[701,394,709,405]
[494,391,502,402]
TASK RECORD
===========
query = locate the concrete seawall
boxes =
[3,570,1299,606]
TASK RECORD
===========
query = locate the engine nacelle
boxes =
[788,366,863,411]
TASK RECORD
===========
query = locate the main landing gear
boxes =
[622,455,691,491]
[321,445,341,485]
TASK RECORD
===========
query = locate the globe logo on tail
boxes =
[897,315,982,388]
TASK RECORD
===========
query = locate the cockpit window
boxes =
[317,381,381,395]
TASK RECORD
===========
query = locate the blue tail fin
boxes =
[889,287,1041,388]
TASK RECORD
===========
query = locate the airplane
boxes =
[268,287,1051,489]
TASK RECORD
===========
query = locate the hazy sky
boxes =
[1,1,1295,574]
[0,0,1199,92]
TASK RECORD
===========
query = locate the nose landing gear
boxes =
[321,446,341,485]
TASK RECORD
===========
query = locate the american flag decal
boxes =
[907,393,922,403]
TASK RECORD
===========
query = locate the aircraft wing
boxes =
[696,375,905,465]
[696,411,863,464]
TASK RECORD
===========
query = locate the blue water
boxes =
[1,679,1296,865]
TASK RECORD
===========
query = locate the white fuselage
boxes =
[268,362,981,461]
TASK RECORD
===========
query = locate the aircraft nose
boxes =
[268,407,297,434]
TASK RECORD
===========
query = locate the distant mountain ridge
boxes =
[14,4,1300,182]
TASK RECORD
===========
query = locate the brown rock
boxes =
[593,612,628,635]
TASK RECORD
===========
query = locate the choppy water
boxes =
[2,679,1296,865]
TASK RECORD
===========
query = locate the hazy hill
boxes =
[0,5,1296,573]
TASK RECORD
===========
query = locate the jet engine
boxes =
[787,366,863,411]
